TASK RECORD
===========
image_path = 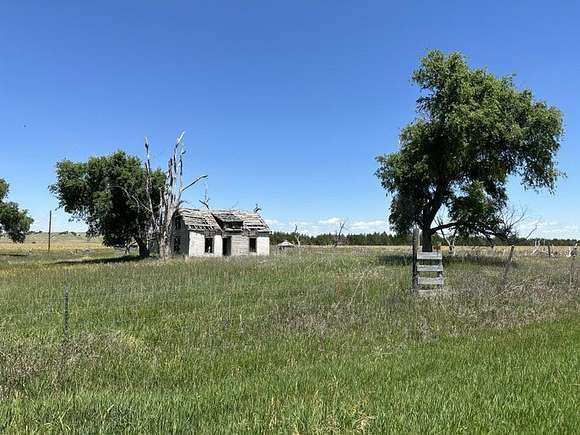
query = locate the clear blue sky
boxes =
[1,1,578,237]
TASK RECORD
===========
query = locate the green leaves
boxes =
[376,50,563,244]
[0,178,33,243]
[50,152,165,255]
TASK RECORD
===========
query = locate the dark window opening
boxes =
[175,218,182,230]
[249,237,257,253]
[174,236,180,253]
[205,237,213,254]
[223,237,231,256]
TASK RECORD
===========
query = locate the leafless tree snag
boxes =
[499,245,516,291]
[531,239,543,256]
[144,132,207,260]
[436,216,458,256]
[333,221,346,248]
[292,224,301,248]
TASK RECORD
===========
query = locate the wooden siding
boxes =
[257,236,270,256]
[174,223,190,256]
[230,235,249,256]
[188,232,205,256]
[186,233,223,257]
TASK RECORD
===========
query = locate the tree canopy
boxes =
[376,50,563,250]
[0,178,34,243]
[50,151,165,257]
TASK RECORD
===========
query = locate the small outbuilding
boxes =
[172,208,271,257]
[277,240,295,252]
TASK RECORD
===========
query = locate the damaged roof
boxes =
[178,208,271,235]
[179,209,222,233]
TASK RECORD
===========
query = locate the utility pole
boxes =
[48,210,52,254]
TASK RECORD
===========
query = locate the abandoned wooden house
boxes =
[172,209,271,257]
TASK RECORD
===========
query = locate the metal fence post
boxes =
[63,287,69,342]
[59,287,70,382]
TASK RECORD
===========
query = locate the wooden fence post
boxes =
[48,210,52,254]
[570,245,577,289]
[500,245,515,290]
[412,228,419,291]
[59,287,70,382]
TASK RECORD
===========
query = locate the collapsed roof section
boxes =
[178,208,271,236]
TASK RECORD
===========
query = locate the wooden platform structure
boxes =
[412,229,444,293]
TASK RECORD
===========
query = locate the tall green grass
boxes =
[0,249,578,433]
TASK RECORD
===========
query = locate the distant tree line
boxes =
[270,231,411,246]
[270,231,577,247]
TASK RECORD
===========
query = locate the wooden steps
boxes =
[412,242,444,292]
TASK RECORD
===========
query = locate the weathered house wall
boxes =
[230,235,249,256]
[188,233,223,256]
[173,219,190,256]
[212,235,223,256]
[256,236,270,256]
[188,232,205,256]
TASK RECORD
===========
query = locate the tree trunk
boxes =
[421,228,433,252]
[157,208,176,260]
[159,236,172,260]
[136,238,150,258]
[449,241,456,256]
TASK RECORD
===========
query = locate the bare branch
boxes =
[199,183,210,209]
[524,222,539,240]
[292,224,301,248]
[333,221,346,247]
[181,175,208,194]
[431,220,462,233]
[109,184,152,215]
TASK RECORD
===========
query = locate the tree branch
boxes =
[181,175,208,194]
[430,220,463,232]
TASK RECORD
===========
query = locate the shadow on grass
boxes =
[445,254,510,268]
[55,255,147,266]
[377,252,511,268]
[377,253,412,266]
[0,253,30,257]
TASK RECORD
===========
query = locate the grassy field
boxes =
[0,243,578,433]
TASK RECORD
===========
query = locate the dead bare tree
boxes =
[292,224,301,248]
[435,216,458,256]
[333,221,346,248]
[144,132,207,260]
[522,222,539,242]
[531,239,542,255]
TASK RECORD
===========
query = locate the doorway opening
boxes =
[222,237,231,256]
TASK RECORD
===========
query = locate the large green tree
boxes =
[376,50,563,250]
[0,178,34,243]
[50,151,165,257]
